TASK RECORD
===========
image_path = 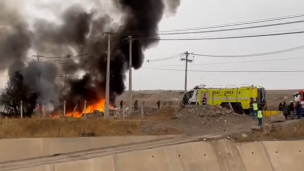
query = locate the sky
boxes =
[1,0,304,91]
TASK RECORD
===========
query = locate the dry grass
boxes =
[0,118,144,138]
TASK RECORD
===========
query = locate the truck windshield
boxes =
[183,91,194,100]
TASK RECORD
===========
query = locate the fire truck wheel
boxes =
[233,103,244,114]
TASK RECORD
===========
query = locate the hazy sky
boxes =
[1,0,304,91]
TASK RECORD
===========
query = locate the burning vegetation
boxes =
[0,0,181,118]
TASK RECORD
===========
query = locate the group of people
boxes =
[278,101,302,119]
[251,101,263,127]
[119,100,139,111]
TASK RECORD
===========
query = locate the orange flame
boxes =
[65,99,109,118]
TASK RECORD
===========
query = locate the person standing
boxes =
[278,102,283,111]
[157,100,160,110]
[134,100,138,111]
[120,100,124,110]
[252,101,258,120]
[249,98,254,116]
[257,106,263,127]
[288,101,295,119]
[296,101,302,119]
[282,101,288,119]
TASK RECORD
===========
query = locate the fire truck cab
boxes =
[293,91,304,112]
[294,90,304,101]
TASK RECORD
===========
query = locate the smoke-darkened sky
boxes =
[0,0,181,110]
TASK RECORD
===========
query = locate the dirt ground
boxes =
[231,119,304,142]
[0,89,301,139]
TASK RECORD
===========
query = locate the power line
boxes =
[145,53,184,62]
[193,44,304,58]
[144,44,304,64]
[127,12,304,34]
[148,56,304,67]
[134,19,304,36]
[138,29,304,41]
[142,67,304,73]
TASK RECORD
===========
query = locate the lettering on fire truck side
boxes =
[214,91,220,94]
[213,90,234,95]
[224,90,233,94]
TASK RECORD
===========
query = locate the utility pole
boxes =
[63,73,66,89]
[103,32,111,118]
[128,36,133,115]
[181,52,193,92]
[32,54,44,117]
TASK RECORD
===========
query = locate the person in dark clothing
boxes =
[278,102,283,111]
[157,100,160,109]
[289,101,295,119]
[296,101,302,119]
[120,100,124,109]
[282,101,288,119]
[134,100,138,111]
[249,98,254,115]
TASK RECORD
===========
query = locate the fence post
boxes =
[63,101,66,117]
[141,101,144,118]
[122,104,125,120]
[20,101,23,119]
[84,100,87,118]
[42,101,45,118]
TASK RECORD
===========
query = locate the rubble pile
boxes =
[147,91,184,100]
[169,105,251,131]
[185,105,235,117]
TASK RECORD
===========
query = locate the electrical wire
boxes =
[126,12,304,34]
[142,67,304,73]
[193,44,304,58]
[146,56,304,67]
[146,53,184,62]
[138,29,304,41]
[143,44,304,63]
[133,19,304,36]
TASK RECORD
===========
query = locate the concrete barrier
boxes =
[0,135,179,163]
[262,141,304,171]
[4,139,304,171]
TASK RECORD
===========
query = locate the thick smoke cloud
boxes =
[0,0,181,112]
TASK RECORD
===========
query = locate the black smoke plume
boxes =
[0,0,181,113]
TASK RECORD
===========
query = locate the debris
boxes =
[263,123,272,134]
[171,113,182,119]
[270,112,286,123]
[241,133,248,138]
[251,126,262,130]
[188,109,194,113]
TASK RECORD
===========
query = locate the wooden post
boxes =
[122,104,125,119]
[63,101,66,116]
[141,101,144,118]
[20,101,23,119]
[72,104,78,118]
[84,101,87,118]
[225,93,234,112]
